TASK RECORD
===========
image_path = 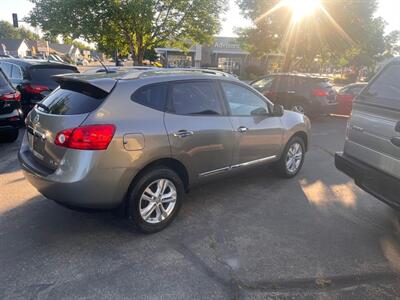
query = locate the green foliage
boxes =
[29,0,227,64]
[0,20,40,40]
[236,0,397,70]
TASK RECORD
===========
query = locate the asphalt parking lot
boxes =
[1,116,400,299]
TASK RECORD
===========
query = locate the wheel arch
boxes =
[292,131,309,151]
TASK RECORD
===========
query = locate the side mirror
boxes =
[272,105,284,117]
[251,107,268,116]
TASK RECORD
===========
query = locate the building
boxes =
[155,37,252,75]
[49,43,81,62]
[25,40,50,58]
[0,39,30,58]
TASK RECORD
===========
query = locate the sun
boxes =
[284,0,322,22]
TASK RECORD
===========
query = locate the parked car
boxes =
[251,73,337,117]
[19,69,311,233]
[335,58,400,209]
[336,83,367,115]
[0,67,23,142]
[0,58,78,114]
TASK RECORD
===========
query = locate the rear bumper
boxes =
[18,134,134,209]
[335,152,400,208]
[0,109,24,132]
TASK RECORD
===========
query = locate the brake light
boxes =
[313,89,329,97]
[264,90,277,99]
[55,124,116,150]
[25,84,49,94]
[0,91,21,101]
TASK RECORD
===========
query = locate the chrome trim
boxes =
[199,155,277,177]
[231,155,277,168]
[199,166,230,177]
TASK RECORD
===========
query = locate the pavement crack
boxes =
[171,241,241,299]
[313,145,335,158]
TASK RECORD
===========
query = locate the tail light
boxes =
[24,84,50,94]
[55,124,116,150]
[312,89,329,97]
[264,90,277,99]
[0,91,21,101]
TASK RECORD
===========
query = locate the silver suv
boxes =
[335,58,400,208]
[19,69,311,233]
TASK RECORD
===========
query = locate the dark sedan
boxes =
[0,67,23,142]
[0,58,78,114]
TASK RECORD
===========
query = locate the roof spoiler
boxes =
[53,75,117,99]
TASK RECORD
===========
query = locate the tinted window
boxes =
[39,88,104,115]
[365,64,400,101]
[0,70,13,92]
[0,62,12,78]
[252,77,274,91]
[221,82,269,116]
[30,67,78,89]
[275,76,288,92]
[11,64,23,80]
[169,81,223,115]
[131,84,167,111]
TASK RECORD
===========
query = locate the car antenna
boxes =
[96,56,110,73]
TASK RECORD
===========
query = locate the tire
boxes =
[274,136,306,178]
[0,130,18,143]
[127,167,184,234]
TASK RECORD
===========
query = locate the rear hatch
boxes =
[26,76,116,171]
[312,79,336,104]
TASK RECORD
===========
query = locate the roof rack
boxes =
[121,68,237,80]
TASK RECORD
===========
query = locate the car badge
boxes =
[33,114,40,124]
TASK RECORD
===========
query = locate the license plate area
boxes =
[27,127,46,160]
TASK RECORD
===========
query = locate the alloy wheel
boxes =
[139,179,177,224]
[286,142,303,174]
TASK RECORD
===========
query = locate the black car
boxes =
[0,58,78,114]
[0,67,23,142]
[251,74,337,116]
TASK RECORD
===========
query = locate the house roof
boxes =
[0,39,25,52]
[49,43,74,54]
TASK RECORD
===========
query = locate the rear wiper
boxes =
[36,102,50,112]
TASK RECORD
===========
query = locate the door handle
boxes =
[173,130,194,138]
[391,137,400,147]
[287,91,296,94]
[237,126,249,133]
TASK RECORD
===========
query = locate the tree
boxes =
[29,0,227,64]
[236,0,391,71]
[0,20,40,40]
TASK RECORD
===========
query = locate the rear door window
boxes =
[38,88,104,115]
[29,67,78,89]
[131,84,167,111]
[363,64,400,109]
[169,81,224,115]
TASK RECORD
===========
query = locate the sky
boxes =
[1,0,399,37]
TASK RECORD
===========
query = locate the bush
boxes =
[333,74,357,84]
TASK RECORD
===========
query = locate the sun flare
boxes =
[284,0,322,22]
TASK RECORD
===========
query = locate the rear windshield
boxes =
[0,70,13,93]
[39,88,104,115]
[30,67,78,89]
